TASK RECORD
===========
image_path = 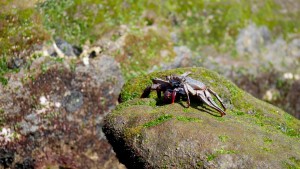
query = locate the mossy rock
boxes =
[104,67,300,169]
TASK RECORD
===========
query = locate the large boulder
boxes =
[0,54,125,168]
[104,67,300,169]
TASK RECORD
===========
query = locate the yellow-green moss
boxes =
[124,125,143,139]
[218,135,229,143]
[176,116,202,123]
[116,98,156,112]
[143,114,173,128]
[285,157,300,169]
[114,30,176,81]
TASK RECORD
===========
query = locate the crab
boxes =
[141,72,227,116]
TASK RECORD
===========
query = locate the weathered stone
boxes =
[63,91,84,113]
[54,38,77,57]
[236,23,271,55]
[104,67,300,169]
[0,53,125,168]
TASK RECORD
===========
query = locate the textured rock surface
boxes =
[0,54,125,168]
[104,67,300,169]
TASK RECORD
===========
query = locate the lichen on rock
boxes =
[104,67,300,169]
[0,53,125,168]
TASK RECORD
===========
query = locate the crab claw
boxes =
[196,90,226,117]
[141,86,151,98]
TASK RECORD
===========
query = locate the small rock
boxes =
[15,158,35,169]
[54,38,76,57]
[159,46,192,71]
[0,148,14,168]
[7,57,24,69]
[236,23,271,55]
[72,45,83,56]
[289,38,300,58]
[63,91,84,113]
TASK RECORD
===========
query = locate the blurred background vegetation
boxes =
[0,0,300,117]
[1,0,299,55]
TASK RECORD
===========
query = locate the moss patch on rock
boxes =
[104,67,300,168]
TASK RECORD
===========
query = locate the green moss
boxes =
[216,148,237,155]
[260,147,272,152]
[218,135,229,143]
[196,161,204,168]
[176,0,299,51]
[206,154,217,162]
[0,109,5,127]
[0,56,21,86]
[283,157,300,169]
[1,0,299,80]
[116,98,156,112]
[176,116,202,123]
[263,137,273,143]
[52,57,64,63]
[0,56,9,86]
[206,148,237,162]
[277,123,300,138]
[41,63,48,74]
[0,4,49,57]
[233,111,245,116]
[125,126,143,139]
[289,157,300,166]
[114,30,175,81]
[143,114,173,128]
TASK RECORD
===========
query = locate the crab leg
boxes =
[197,90,226,116]
[207,88,226,111]
[183,84,191,107]
[141,86,151,98]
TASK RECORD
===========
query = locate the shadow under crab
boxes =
[141,72,227,116]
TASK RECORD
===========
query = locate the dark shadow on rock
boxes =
[194,106,221,117]
[154,96,222,117]
[103,124,152,169]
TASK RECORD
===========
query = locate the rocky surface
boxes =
[0,51,125,168]
[104,67,300,169]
